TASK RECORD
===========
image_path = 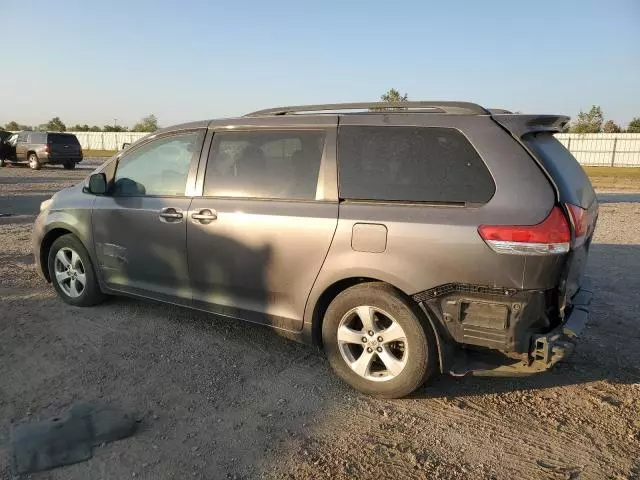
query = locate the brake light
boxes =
[44,144,50,153]
[478,206,570,255]
[566,203,597,248]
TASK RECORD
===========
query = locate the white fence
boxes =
[556,133,640,167]
[68,132,149,150]
[10,131,640,166]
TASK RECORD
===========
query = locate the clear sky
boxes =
[2,0,639,129]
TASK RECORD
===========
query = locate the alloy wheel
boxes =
[53,247,86,298]
[337,305,408,382]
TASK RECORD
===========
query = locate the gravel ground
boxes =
[0,162,639,479]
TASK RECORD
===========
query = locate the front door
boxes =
[187,127,338,331]
[92,130,204,304]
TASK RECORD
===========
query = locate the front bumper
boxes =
[448,286,593,377]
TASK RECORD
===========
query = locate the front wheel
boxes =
[48,234,106,307]
[63,161,76,170]
[322,283,436,398]
[28,153,41,170]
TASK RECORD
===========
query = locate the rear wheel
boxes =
[63,161,76,170]
[0,158,5,167]
[28,153,41,170]
[48,234,105,307]
[322,282,436,398]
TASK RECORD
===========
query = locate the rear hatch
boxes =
[522,132,598,302]
[47,133,82,159]
[492,115,598,308]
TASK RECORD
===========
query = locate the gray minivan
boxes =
[32,102,597,398]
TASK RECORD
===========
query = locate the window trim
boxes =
[336,125,496,206]
[195,126,337,202]
[109,129,205,199]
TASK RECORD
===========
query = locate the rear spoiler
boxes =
[491,114,570,137]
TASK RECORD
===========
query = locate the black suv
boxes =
[0,131,83,169]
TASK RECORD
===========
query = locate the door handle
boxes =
[159,207,183,222]
[191,209,217,224]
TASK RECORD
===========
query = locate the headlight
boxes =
[40,199,53,212]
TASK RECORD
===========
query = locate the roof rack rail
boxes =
[244,101,490,117]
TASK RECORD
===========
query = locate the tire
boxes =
[48,234,106,307]
[322,282,436,398]
[28,153,41,170]
[0,158,5,167]
[63,161,76,170]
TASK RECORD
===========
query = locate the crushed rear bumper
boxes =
[447,286,593,377]
[526,288,591,371]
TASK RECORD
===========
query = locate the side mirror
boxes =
[87,173,107,195]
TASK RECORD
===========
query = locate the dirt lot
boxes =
[0,161,639,480]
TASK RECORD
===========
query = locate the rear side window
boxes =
[524,133,596,208]
[204,130,325,200]
[338,126,495,203]
[48,133,80,145]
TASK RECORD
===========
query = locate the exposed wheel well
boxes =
[311,277,445,373]
[311,277,374,345]
[311,277,429,343]
[27,151,37,158]
[40,228,73,281]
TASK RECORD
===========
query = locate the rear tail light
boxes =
[44,144,50,153]
[566,203,597,248]
[478,206,570,255]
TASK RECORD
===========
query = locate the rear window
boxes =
[337,126,495,203]
[524,133,596,208]
[48,133,80,145]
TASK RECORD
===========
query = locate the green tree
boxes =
[602,120,621,133]
[381,88,408,103]
[5,121,21,131]
[569,105,603,133]
[371,89,409,111]
[44,116,66,132]
[627,117,640,133]
[89,125,102,132]
[103,124,128,132]
[131,114,158,132]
